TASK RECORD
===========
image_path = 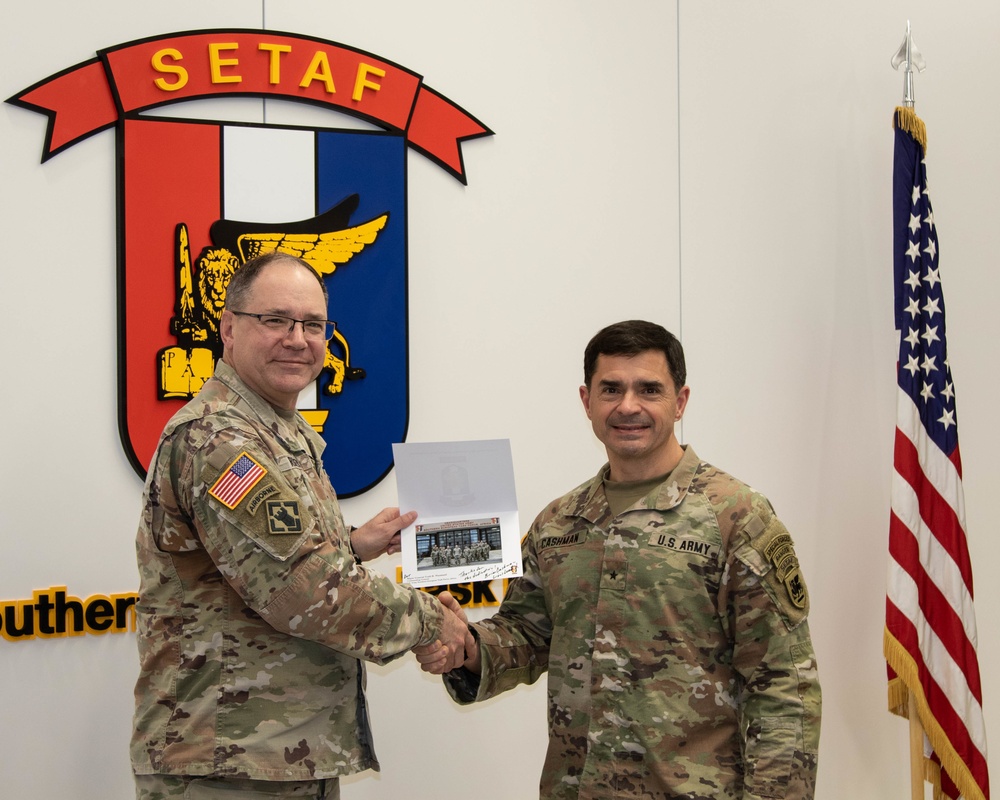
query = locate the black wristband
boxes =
[348,526,362,564]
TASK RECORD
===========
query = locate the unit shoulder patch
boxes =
[266,500,304,535]
[763,532,808,610]
[740,511,810,627]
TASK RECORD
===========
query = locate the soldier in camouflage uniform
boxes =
[132,253,471,800]
[417,320,821,799]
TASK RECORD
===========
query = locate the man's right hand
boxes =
[415,591,480,675]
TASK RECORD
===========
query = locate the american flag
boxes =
[209,452,267,509]
[885,107,990,800]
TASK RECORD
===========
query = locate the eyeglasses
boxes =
[230,310,337,341]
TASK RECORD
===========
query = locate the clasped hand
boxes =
[348,515,479,674]
[414,591,481,675]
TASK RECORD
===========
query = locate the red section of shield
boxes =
[120,118,221,473]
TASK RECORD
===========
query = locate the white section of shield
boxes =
[222,125,321,409]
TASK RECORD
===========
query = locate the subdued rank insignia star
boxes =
[266,500,303,534]
[600,562,627,591]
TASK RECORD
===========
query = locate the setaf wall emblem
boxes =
[8,29,492,496]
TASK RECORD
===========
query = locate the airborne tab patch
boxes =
[208,452,268,509]
[246,484,279,516]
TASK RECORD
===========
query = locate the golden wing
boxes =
[236,213,389,276]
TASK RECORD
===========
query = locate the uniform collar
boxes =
[213,360,326,459]
[575,444,701,523]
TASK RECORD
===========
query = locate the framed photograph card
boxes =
[393,439,522,588]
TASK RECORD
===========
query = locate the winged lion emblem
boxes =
[157,194,388,402]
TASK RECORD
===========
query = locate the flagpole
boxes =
[891,20,926,109]
[909,693,925,800]
[888,20,990,798]
[892,22,929,800]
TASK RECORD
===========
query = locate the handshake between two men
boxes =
[413,591,481,675]
[351,506,479,675]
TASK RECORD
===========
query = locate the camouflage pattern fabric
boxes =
[132,361,444,781]
[134,774,339,799]
[445,446,821,799]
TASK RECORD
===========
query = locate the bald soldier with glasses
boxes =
[131,252,472,800]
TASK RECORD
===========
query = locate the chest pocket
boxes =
[537,529,602,595]
[621,501,725,585]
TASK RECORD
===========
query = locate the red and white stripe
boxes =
[887,387,989,799]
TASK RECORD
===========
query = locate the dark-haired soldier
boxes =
[418,320,821,799]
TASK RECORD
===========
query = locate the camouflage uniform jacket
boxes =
[445,446,821,799]
[131,361,444,780]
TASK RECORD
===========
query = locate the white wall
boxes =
[1,2,996,798]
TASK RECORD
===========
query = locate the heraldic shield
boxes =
[9,29,493,497]
[124,120,408,497]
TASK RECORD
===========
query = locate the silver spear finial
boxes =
[891,21,926,108]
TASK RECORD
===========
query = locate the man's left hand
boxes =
[350,507,417,561]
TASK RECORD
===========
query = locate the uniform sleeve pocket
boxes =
[791,641,822,754]
[743,715,799,798]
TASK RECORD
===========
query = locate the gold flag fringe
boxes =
[885,628,986,800]
[928,759,956,800]
[894,106,928,152]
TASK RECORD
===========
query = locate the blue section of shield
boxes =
[315,131,408,497]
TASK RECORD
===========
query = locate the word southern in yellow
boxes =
[0,587,138,642]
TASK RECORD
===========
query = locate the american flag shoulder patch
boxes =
[209,452,268,509]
